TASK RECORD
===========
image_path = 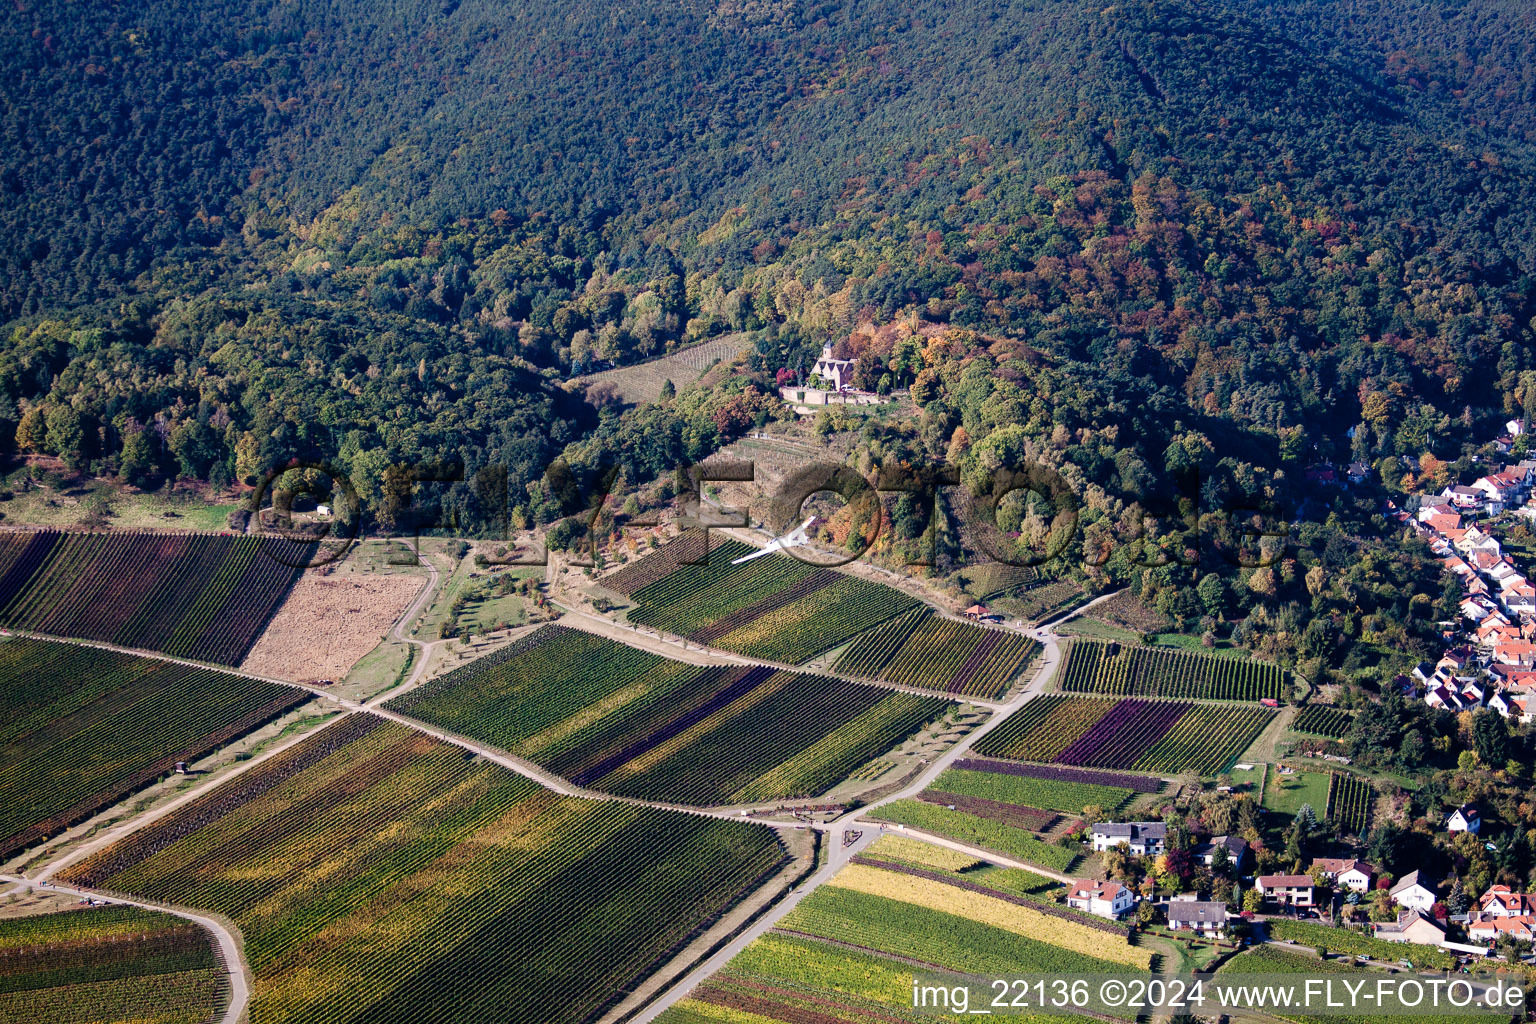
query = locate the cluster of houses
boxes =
[1075,822,1253,937]
[1081,818,1523,952]
[1394,434,1536,722]
[1466,885,1536,945]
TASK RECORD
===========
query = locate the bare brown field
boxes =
[241,572,426,683]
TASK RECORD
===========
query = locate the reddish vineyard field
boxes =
[386,625,950,805]
[951,758,1165,794]
[834,607,1041,699]
[0,530,313,665]
[1060,640,1287,701]
[974,694,1273,776]
[0,637,307,858]
[60,717,789,1024]
[617,538,919,663]
[0,905,225,1024]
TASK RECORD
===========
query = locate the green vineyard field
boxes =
[0,637,307,858]
[60,717,789,1024]
[618,539,919,663]
[973,694,1273,776]
[0,905,225,1024]
[1326,772,1374,834]
[386,626,950,804]
[1293,705,1356,738]
[0,530,312,665]
[1059,640,1287,701]
[834,607,1041,699]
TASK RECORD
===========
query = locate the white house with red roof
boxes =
[1477,886,1536,918]
[1257,875,1315,908]
[1493,641,1536,667]
[1469,915,1536,945]
[1425,683,1472,712]
[1066,879,1134,919]
[1310,858,1376,893]
[1419,502,1459,525]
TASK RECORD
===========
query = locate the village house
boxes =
[1442,485,1485,511]
[1469,915,1536,945]
[1310,858,1375,892]
[1438,647,1474,673]
[1390,870,1438,913]
[1090,822,1167,856]
[1066,879,1135,920]
[1192,835,1250,871]
[1476,885,1536,919]
[1446,805,1481,834]
[1424,683,1472,712]
[1375,909,1446,946]
[1419,501,1459,525]
[1474,473,1519,508]
[1165,901,1231,938]
[1256,874,1315,908]
[1494,641,1536,668]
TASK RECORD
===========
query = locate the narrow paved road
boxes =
[0,873,249,1024]
[364,541,444,705]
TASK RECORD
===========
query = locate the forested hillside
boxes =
[2,0,1535,662]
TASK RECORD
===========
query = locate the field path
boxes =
[0,872,249,1024]
[363,541,445,705]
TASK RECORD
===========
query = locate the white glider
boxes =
[732,516,816,563]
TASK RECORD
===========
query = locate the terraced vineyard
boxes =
[617,538,919,663]
[656,853,1140,1024]
[0,905,225,1024]
[1326,772,1374,834]
[0,637,307,858]
[834,607,1040,699]
[1293,704,1356,738]
[60,717,789,1024]
[1060,640,1287,701]
[573,331,751,404]
[0,530,313,665]
[973,695,1273,776]
[386,625,950,805]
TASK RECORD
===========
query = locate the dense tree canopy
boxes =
[1,0,1534,602]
